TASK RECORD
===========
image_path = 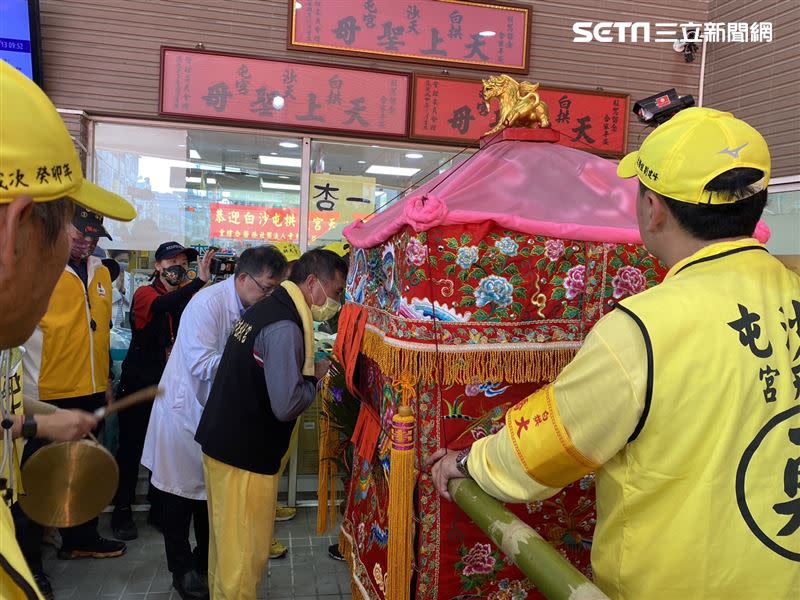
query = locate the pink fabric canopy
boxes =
[344,136,771,249]
[345,138,643,248]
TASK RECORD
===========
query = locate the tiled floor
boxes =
[43,508,353,599]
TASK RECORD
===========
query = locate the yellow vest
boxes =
[594,240,800,599]
[0,500,43,599]
[23,258,112,401]
[0,349,25,503]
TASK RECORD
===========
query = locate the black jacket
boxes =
[118,276,205,393]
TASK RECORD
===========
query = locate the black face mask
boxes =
[162,265,187,286]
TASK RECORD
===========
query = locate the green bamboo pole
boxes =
[449,478,609,600]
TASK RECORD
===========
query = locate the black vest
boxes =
[195,286,305,475]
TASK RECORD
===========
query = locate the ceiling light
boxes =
[189,149,201,159]
[279,141,299,149]
[185,176,202,183]
[405,153,423,159]
[222,191,231,198]
[177,144,186,148]
[244,173,259,178]
[270,152,278,156]
[295,1,302,8]
[370,145,380,148]
[206,177,217,184]
[224,166,242,173]
[259,156,302,168]
[260,179,302,191]
[357,160,366,164]
[278,175,291,179]
[365,165,421,177]
[479,31,496,37]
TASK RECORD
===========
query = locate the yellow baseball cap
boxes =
[0,60,136,220]
[617,107,770,204]
[323,241,351,257]
[272,242,301,262]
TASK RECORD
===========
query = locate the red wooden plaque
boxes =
[288,0,531,73]
[410,74,630,157]
[160,47,409,137]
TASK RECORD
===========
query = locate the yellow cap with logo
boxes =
[0,60,136,220]
[272,242,301,262]
[323,241,351,257]
[617,107,770,204]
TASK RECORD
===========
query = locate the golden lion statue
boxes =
[482,74,551,135]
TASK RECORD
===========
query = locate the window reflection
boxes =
[94,124,303,253]
[306,140,471,247]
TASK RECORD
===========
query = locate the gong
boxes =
[18,386,158,527]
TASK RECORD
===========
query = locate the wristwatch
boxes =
[21,415,37,439]
[455,448,471,479]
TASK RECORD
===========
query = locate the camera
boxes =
[633,89,695,127]
[210,256,237,276]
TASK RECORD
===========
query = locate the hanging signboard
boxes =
[160,47,410,137]
[208,203,353,244]
[410,74,630,157]
[288,0,531,73]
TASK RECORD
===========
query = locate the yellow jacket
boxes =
[469,239,800,599]
[23,258,112,401]
[0,501,43,599]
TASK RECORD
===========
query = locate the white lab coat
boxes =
[141,276,242,500]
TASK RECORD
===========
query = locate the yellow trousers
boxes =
[203,454,277,600]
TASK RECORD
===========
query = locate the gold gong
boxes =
[19,438,119,528]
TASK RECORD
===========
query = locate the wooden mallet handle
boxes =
[94,386,160,419]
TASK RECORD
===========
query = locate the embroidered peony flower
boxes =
[405,237,428,266]
[545,239,565,262]
[563,265,586,300]
[612,265,647,298]
[403,193,448,232]
[456,246,480,270]
[495,236,519,256]
[462,542,496,577]
[475,275,514,308]
[465,384,482,397]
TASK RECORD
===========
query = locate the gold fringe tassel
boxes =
[316,376,339,534]
[386,380,416,600]
[361,328,578,385]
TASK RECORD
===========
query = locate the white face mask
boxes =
[311,279,341,322]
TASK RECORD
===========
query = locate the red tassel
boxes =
[351,402,381,462]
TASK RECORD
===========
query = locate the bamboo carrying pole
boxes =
[449,479,610,600]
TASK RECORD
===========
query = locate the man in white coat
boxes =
[141,246,287,600]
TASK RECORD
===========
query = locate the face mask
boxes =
[311,280,341,322]
[117,261,129,272]
[70,237,94,261]
[162,265,187,287]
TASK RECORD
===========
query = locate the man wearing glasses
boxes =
[142,246,287,600]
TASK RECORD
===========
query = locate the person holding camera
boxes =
[111,242,215,541]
